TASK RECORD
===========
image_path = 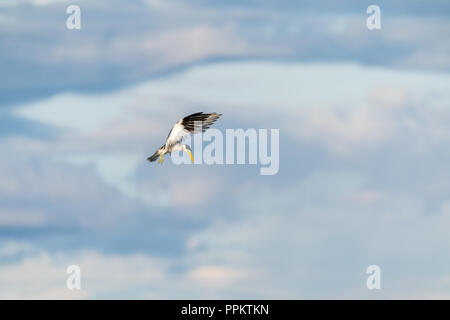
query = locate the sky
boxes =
[1,0,450,299]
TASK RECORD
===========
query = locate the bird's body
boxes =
[147,112,222,164]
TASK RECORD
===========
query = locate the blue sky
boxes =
[1,0,450,299]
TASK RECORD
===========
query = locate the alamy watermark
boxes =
[66,5,81,30]
[366,265,381,290]
[171,128,279,176]
[66,265,81,290]
[366,5,381,30]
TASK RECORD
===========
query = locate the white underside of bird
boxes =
[147,112,222,164]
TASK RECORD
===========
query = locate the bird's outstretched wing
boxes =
[165,112,222,148]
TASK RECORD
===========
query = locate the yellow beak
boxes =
[188,151,194,163]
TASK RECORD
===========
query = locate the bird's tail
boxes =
[147,147,163,162]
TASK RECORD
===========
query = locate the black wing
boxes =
[181,112,222,133]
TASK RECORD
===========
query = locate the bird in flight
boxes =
[147,112,222,164]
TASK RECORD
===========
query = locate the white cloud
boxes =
[0,139,146,229]
[0,248,260,299]
[169,174,221,207]
[182,170,450,298]
[185,265,250,288]
[139,26,250,66]
[0,250,167,299]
